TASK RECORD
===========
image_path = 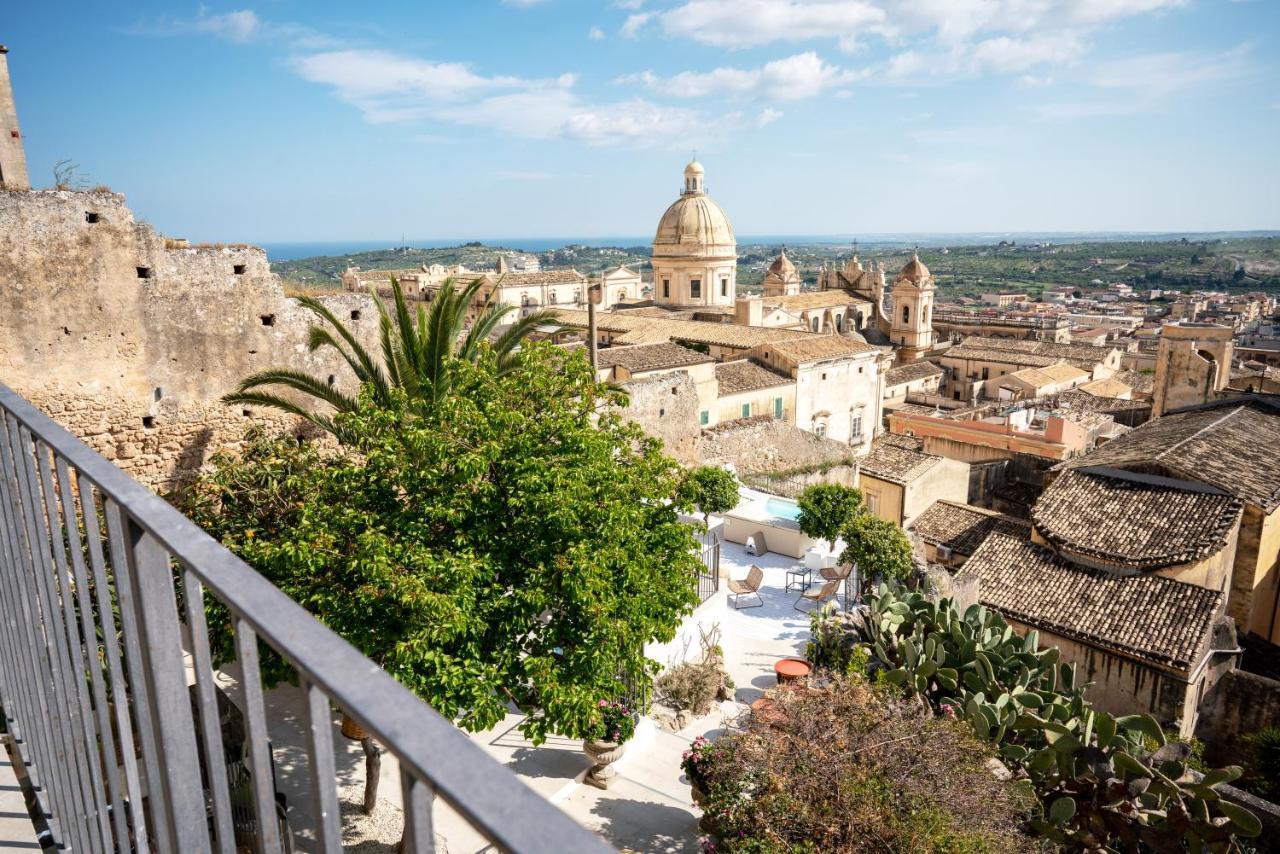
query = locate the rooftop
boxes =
[884,361,945,387]
[965,532,1222,671]
[596,342,713,373]
[1058,398,1280,511]
[763,291,871,312]
[715,359,792,394]
[909,500,1031,556]
[758,336,879,364]
[553,308,812,350]
[960,335,1118,367]
[1077,377,1133,398]
[944,346,1061,368]
[859,435,943,484]
[1032,467,1242,571]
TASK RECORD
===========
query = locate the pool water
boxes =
[764,497,802,521]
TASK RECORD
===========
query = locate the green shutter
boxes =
[699,410,709,426]
[742,403,751,418]
[774,397,783,419]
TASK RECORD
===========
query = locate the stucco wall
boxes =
[0,189,375,490]
[902,457,970,527]
[616,372,701,465]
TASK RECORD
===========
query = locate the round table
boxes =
[773,657,812,684]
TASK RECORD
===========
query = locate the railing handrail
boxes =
[0,382,613,853]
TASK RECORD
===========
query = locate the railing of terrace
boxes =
[0,382,613,854]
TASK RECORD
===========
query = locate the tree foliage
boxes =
[796,483,863,552]
[839,511,914,583]
[185,344,701,744]
[222,276,556,441]
[679,465,739,524]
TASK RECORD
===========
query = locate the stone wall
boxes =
[616,372,701,465]
[1197,668,1280,766]
[0,189,375,491]
[698,415,857,475]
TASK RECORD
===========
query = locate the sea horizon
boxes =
[259,230,1280,262]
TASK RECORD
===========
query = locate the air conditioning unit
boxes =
[936,545,953,561]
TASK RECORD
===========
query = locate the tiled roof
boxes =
[944,346,1060,368]
[488,270,586,285]
[596,342,713,373]
[958,336,1117,368]
[885,361,945,387]
[764,291,872,312]
[552,309,811,350]
[715,360,792,395]
[760,336,879,363]
[1058,399,1280,511]
[965,532,1222,670]
[859,436,942,484]
[1040,362,1091,383]
[1032,468,1242,570]
[1001,366,1057,389]
[909,500,1030,555]
[1051,390,1151,416]
[1077,377,1132,398]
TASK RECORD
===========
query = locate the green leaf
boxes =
[1048,796,1077,825]
[1217,799,1262,837]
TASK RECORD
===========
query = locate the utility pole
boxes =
[588,282,602,371]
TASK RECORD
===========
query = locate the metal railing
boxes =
[696,537,720,604]
[0,383,612,854]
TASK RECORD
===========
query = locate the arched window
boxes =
[923,304,930,325]
[811,316,820,332]
[902,305,910,324]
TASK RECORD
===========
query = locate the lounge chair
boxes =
[794,579,840,612]
[745,530,769,556]
[728,565,764,610]
[821,563,854,610]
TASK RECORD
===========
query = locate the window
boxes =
[774,397,783,419]
[851,412,863,439]
[662,279,670,298]
[741,403,751,418]
[549,291,557,304]
[691,278,702,299]
[981,367,989,380]
[811,317,820,332]
[821,372,827,381]
[902,305,910,324]
[834,315,843,332]
[700,410,710,426]
[720,278,728,297]
[866,493,879,515]
[814,422,827,437]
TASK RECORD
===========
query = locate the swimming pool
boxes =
[765,497,801,522]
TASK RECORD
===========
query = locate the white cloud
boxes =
[502,0,550,6]
[621,13,653,38]
[195,8,261,42]
[885,32,1085,80]
[614,0,646,8]
[124,7,338,49]
[588,26,605,40]
[293,48,748,147]
[619,52,865,101]
[656,0,885,50]
[757,107,784,126]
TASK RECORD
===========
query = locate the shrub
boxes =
[839,512,913,585]
[655,624,733,716]
[589,700,635,745]
[796,483,863,553]
[694,676,1031,852]
[680,465,739,524]
[1240,727,1280,802]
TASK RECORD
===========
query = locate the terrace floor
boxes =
[228,534,844,853]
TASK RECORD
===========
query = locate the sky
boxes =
[4,1,1278,243]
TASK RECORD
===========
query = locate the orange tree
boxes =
[182,344,701,807]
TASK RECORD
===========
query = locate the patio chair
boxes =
[821,563,854,610]
[728,565,765,610]
[794,579,840,612]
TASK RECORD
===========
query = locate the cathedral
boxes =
[652,161,738,310]
[817,252,936,364]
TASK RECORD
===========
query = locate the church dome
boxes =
[653,161,736,256]
[896,252,932,286]
[766,249,797,281]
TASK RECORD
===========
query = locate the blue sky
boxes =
[4,1,1278,242]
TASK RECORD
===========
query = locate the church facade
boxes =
[651,161,738,310]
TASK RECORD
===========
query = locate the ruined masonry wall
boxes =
[0,189,375,491]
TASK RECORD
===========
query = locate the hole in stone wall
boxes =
[153,387,163,401]
[659,408,666,417]
[142,416,155,429]
[85,212,100,223]
[671,387,679,395]
[136,266,152,279]
[233,264,246,275]
[242,409,252,417]
[350,310,362,321]
[62,327,70,336]
[327,374,336,387]
[260,314,275,326]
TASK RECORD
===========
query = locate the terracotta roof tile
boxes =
[759,336,879,363]
[552,309,812,350]
[909,500,1030,555]
[965,532,1222,670]
[715,360,792,394]
[1059,399,1280,511]
[596,342,713,373]
[860,436,941,484]
[1032,468,1241,570]
[885,361,945,386]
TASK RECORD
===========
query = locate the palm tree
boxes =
[223,276,558,439]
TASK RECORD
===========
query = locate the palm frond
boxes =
[228,368,360,414]
[220,390,340,437]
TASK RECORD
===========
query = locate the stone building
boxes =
[936,335,1122,402]
[882,361,945,408]
[712,360,794,426]
[651,160,737,310]
[888,253,937,364]
[760,249,801,298]
[857,434,969,528]
[0,46,29,191]
[1152,321,1233,417]
[909,500,1029,568]
[993,362,1091,400]
[733,290,873,335]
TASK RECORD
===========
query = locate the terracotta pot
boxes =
[582,739,626,789]
[340,712,367,741]
[690,779,707,807]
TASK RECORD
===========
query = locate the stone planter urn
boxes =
[583,739,626,789]
[690,780,719,834]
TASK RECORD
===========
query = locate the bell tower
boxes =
[889,252,936,364]
[0,46,30,191]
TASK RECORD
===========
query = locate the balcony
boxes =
[0,383,612,853]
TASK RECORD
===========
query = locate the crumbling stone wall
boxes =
[0,189,374,490]
[698,415,856,475]
[616,372,700,465]
[1197,668,1280,766]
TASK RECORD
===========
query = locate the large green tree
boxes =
[839,512,914,586]
[796,483,863,553]
[680,465,740,526]
[223,276,556,440]
[185,344,701,781]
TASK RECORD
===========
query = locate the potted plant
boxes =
[583,699,635,789]
[681,735,714,805]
